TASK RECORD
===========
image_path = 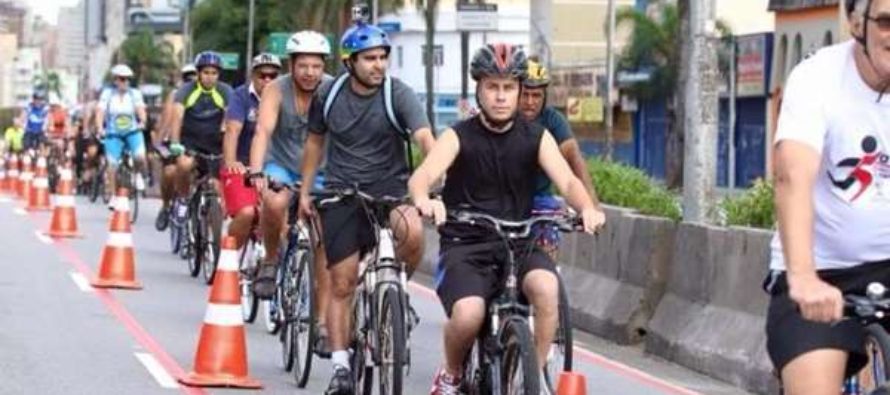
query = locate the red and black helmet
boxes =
[470,43,528,82]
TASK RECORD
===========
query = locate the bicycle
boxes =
[238,209,264,324]
[445,211,580,395]
[315,186,415,395]
[838,283,890,395]
[182,150,224,284]
[92,133,139,223]
[260,179,320,388]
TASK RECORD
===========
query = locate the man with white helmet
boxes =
[154,64,197,231]
[221,53,281,248]
[248,32,334,355]
[94,64,149,199]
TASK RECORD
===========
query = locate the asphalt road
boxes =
[0,193,753,395]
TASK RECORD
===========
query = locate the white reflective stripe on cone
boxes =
[112,197,130,212]
[203,304,244,327]
[216,250,239,272]
[59,169,73,180]
[106,232,133,247]
[33,178,48,188]
[54,195,76,207]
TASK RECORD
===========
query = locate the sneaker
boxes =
[155,206,170,231]
[252,264,277,300]
[134,174,145,191]
[430,367,461,395]
[175,199,188,221]
[325,366,354,395]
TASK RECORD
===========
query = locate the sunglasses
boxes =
[866,14,890,30]
[257,72,279,81]
[115,76,129,82]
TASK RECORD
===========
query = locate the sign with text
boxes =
[456,3,498,32]
[218,52,240,70]
[736,34,770,97]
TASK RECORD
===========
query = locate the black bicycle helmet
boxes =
[470,43,528,82]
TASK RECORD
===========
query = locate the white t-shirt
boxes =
[98,87,145,132]
[770,40,890,271]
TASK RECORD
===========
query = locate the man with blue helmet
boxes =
[168,51,234,223]
[23,91,49,151]
[298,13,436,394]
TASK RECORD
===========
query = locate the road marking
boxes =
[135,352,179,389]
[34,230,52,244]
[0,196,10,203]
[14,207,26,215]
[68,271,92,292]
[409,280,703,395]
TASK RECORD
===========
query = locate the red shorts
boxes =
[220,169,258,218]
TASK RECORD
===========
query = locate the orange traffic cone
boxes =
[0,155,7,194]
[179,236,262,389]
[91,188,141,289]
[18,155,32,201]
[556,371,588,395]
[7,154,20,196]
[46,165,81,238]
[27,155,51,211]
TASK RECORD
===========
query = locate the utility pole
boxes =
[682,0,719,223]
[604,0,616,161]
[460,0,469,101]
[182,1,192,65]
[372,0,379,24]
[245,0,255,83]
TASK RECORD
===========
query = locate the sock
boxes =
[331,350,350,372]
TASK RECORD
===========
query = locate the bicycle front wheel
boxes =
[187,202,201,277]
[128,171,139,223]
[377,286,405,395]
[858,324,890,393]
[201,199,223,285]
[499,319,540,395]
[240,240,259,323]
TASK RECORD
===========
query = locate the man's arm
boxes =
[169,104,185,143]
[300,132,325,196]
[560,139,600,208]
[412,128,436,156]
[224,120,244,167]
[539,132,595,213]
[249,82,283,174]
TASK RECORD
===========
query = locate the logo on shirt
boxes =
[248,108,257,123]
[828,135,881,202]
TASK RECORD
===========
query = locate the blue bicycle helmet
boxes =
[339,22,391,60]
[194,51,222,70]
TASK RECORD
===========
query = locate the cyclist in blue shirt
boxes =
[94,64,149,201]
[23,91,49,152]
[519,57,601,257]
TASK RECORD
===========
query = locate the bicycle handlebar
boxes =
[844,282,890,324]
[444,210,582,240]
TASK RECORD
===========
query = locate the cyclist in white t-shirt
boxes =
[766,1,890,393]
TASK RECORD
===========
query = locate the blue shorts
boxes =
[263,161,324,191]
[532,194,565,248]
[104,131,146,166]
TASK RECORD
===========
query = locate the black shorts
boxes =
[765,260,890,377]
[434,241,556,317]
[318,199,378,266]
[22,133,45,151]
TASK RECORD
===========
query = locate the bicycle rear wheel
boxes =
[857,324,890,393]
[499,319,540,395]
[128,171,139,223]
[352,296,374,395]
[200,199,222,285]
[377,286,405,395]
[89,161,106,203]
[545,273,574,388]
[187,200,201,277]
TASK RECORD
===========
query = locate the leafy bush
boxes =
[719,178,775,229]
[588,158,682,221]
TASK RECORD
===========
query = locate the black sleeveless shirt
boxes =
[440,115,545,243]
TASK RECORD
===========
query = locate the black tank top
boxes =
[441,116,544,242]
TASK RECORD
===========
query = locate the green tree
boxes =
[616,0,729,189]
[115,29,177,85]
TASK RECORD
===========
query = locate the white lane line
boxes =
[68,271,92,292]
[0,196,10,203]
[34,230,53,244]
[134,352,179,389]
[14,207,26,215]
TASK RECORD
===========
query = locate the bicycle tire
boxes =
[352,295,374,395]
[292,246,316,388]
[89,161,106,203]
[128,170,139,224]
[377,286,405,395]
[499,319,540,395]
[240,240,259,323]
[858,324,890,394]
[201,199,222,285]
[187,199,201,277]
[280,245,300,372]
[545,273,574,388]
[462,338,492,395]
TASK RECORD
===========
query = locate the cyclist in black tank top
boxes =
[408,43,605,394]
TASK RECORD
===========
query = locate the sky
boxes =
[22,0,80,25]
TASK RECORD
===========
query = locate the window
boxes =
[422,45,444,67]
[777,34,788,84]
[823,30,833,47]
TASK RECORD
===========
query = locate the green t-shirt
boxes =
[4,126,24,152]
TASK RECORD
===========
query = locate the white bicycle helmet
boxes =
[110,64,135,78]
[180,63,197,75]
[252,53,282,70]
[286,30,331,57]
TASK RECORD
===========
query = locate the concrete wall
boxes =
[418,207,778,394]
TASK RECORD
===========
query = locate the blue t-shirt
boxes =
[533,106,575,196]
[225,84,259,163]
[24,103,48,134]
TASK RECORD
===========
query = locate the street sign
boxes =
[267,32,290,57]
[456,3,498,31]
[378,21,401,33]
[218,52,240,70]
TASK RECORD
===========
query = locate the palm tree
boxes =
[116,29,176,85]
[616,0,729,189]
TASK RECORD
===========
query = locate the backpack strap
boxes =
[383,76,409,140]
[322,73,350,126]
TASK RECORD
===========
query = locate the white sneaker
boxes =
[135,174,145,191]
